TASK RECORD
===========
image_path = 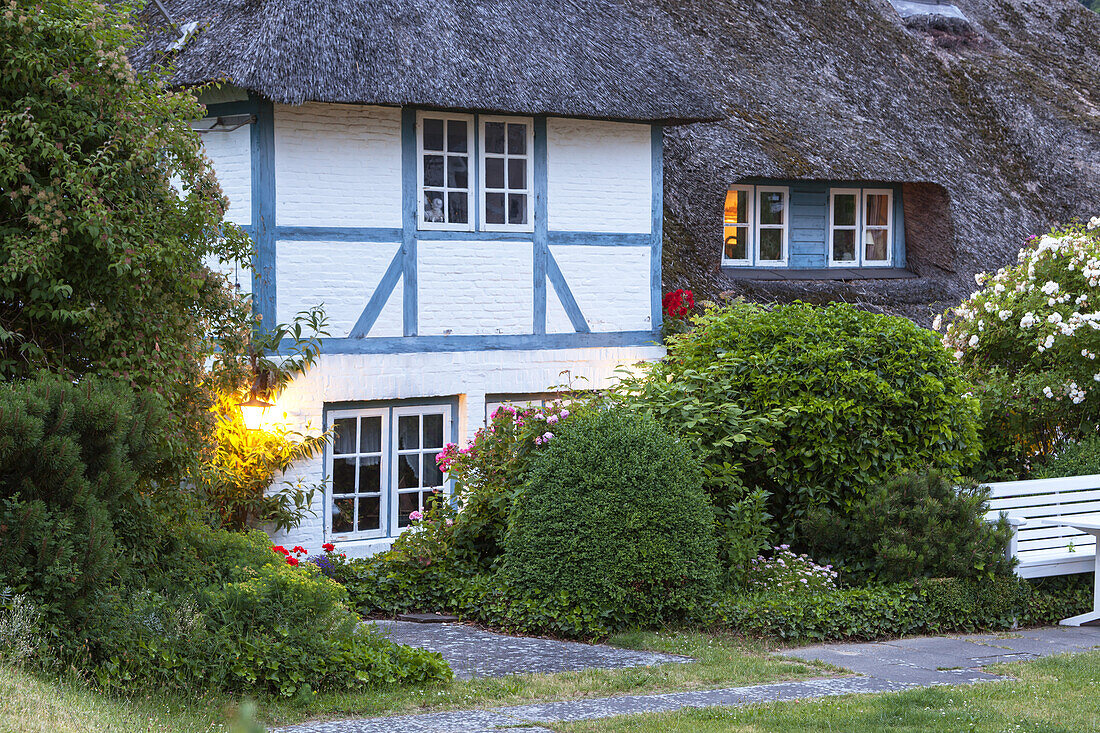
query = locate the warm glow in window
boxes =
[723,187,752,264]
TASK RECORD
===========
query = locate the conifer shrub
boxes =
[500,409,718,629]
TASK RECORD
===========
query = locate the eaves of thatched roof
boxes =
[130,0,723,125]
[658,0,1100,321]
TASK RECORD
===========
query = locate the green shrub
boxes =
[1034,433,1100,479]
[500,409,718,630]
[799,470,1015,583]
[615,301,981,534]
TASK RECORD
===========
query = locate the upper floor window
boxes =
[417,111,533,233]
[829,188,893,267]
[722,185,789,267]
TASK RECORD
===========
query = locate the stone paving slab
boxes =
[369,620,691,679]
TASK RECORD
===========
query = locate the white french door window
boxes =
[326,404,452,540]
[722,186,753,266]
[417,112,474,231]
[391,405,451,535]
[828,188,894,267]
[862,189,893,266]
[479,116,534,232]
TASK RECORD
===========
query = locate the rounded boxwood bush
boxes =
[500,408,717,631]
[632,301,980,532]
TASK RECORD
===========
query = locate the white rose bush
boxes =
[937,219,1100,473]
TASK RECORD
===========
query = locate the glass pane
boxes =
[397,454,420,489]
[866,194,889,226]
[397,415,419,449]
[447,156,468,188]
[398,492,420,528]
[423,155,444,187]
[724,226,747,261]
[508,194,527,225]
[832,229,856,262]
[759,191,785,226]
[332,418,357,455]
[833,194,856,227]
[358,456,381,493]
[332,457,356,493]
[447,191,468,224]
[423,191,445,223]
[724,189,748,226]
[446,119,467,153]
[485,192,505,224]
[484,122,505,154]
[356,496,380,532]
[507,123,527,155]
[485,157,505,189]
[423,413,444,449]
[508,158,526,189]
[865,229,889,261]
[422,119,444,151]
[759,229,784,262]
[423,459,444,488]
[359,416,381,453]
[332,497,353,534]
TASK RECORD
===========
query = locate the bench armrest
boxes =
[1005,516,1028,528]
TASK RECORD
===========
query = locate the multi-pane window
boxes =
[326,404,452,540]
[721,185,789,266]
[828,188,893,267]
[418,114,473,230]
[862,190,893,265]
[481,118,533,230]
[722,186,752,265]
[757,187,788,265]
[329,410,388,539]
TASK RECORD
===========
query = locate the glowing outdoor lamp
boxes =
[238,393,274,431]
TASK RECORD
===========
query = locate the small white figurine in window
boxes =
[425,195,445,222]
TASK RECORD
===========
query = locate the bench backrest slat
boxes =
[983,474,1100,569]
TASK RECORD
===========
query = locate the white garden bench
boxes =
[984,474,1100,578]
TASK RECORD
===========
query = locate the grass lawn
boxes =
[262,629,836,724]
[552,650,1100,733]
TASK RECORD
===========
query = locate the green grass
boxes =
[552,651,1100,732]
[261,629,836,725]
[0,665,238,733]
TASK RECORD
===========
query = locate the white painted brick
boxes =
[200,125,251,226]
[550,245,652,332]
[274,104,402,228]
[418,241,533,336]
[546,118,652,234]
[276,241,401,337]
[546,277,574,333]
[266,344,665,553]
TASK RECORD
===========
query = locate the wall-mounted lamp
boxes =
[238,393,274,431]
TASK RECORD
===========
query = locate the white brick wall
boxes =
[546,118,652,234]
[417,240,534,336]
[276,241,402,338]
[200,125,251,226]
[274,104,402,228]
[266,344,665,554]
[550,246,652,332]
[546,279,574,333]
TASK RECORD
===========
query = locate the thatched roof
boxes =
[658,0,1100,322]
[130,0,722,124]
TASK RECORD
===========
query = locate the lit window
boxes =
[722,186,753,265]
[721,185,789,267]
[418,113,473,230]
[480,117,533,231]
[327,403,452,539]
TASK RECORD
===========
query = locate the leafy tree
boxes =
[0,0,251,463]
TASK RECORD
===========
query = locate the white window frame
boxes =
[325,408,390,541]
[721,184,754,267]
[478,115,534,233]
[861,188,894,267]
[827,188,862,268]
[755,186,789,267]
[389,404,452,537]
[416,111,475,232]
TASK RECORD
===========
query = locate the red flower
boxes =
[272,545,289,555]
[322,543,335,552]
[662,289,694,319]
[291,545,307,555]
[286,556,299,566]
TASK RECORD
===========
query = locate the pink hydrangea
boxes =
[409,510,423,522]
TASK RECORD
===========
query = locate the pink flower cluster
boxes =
[745,545,838,593]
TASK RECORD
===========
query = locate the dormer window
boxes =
[722,185,789,267]
[829,188,893,267]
